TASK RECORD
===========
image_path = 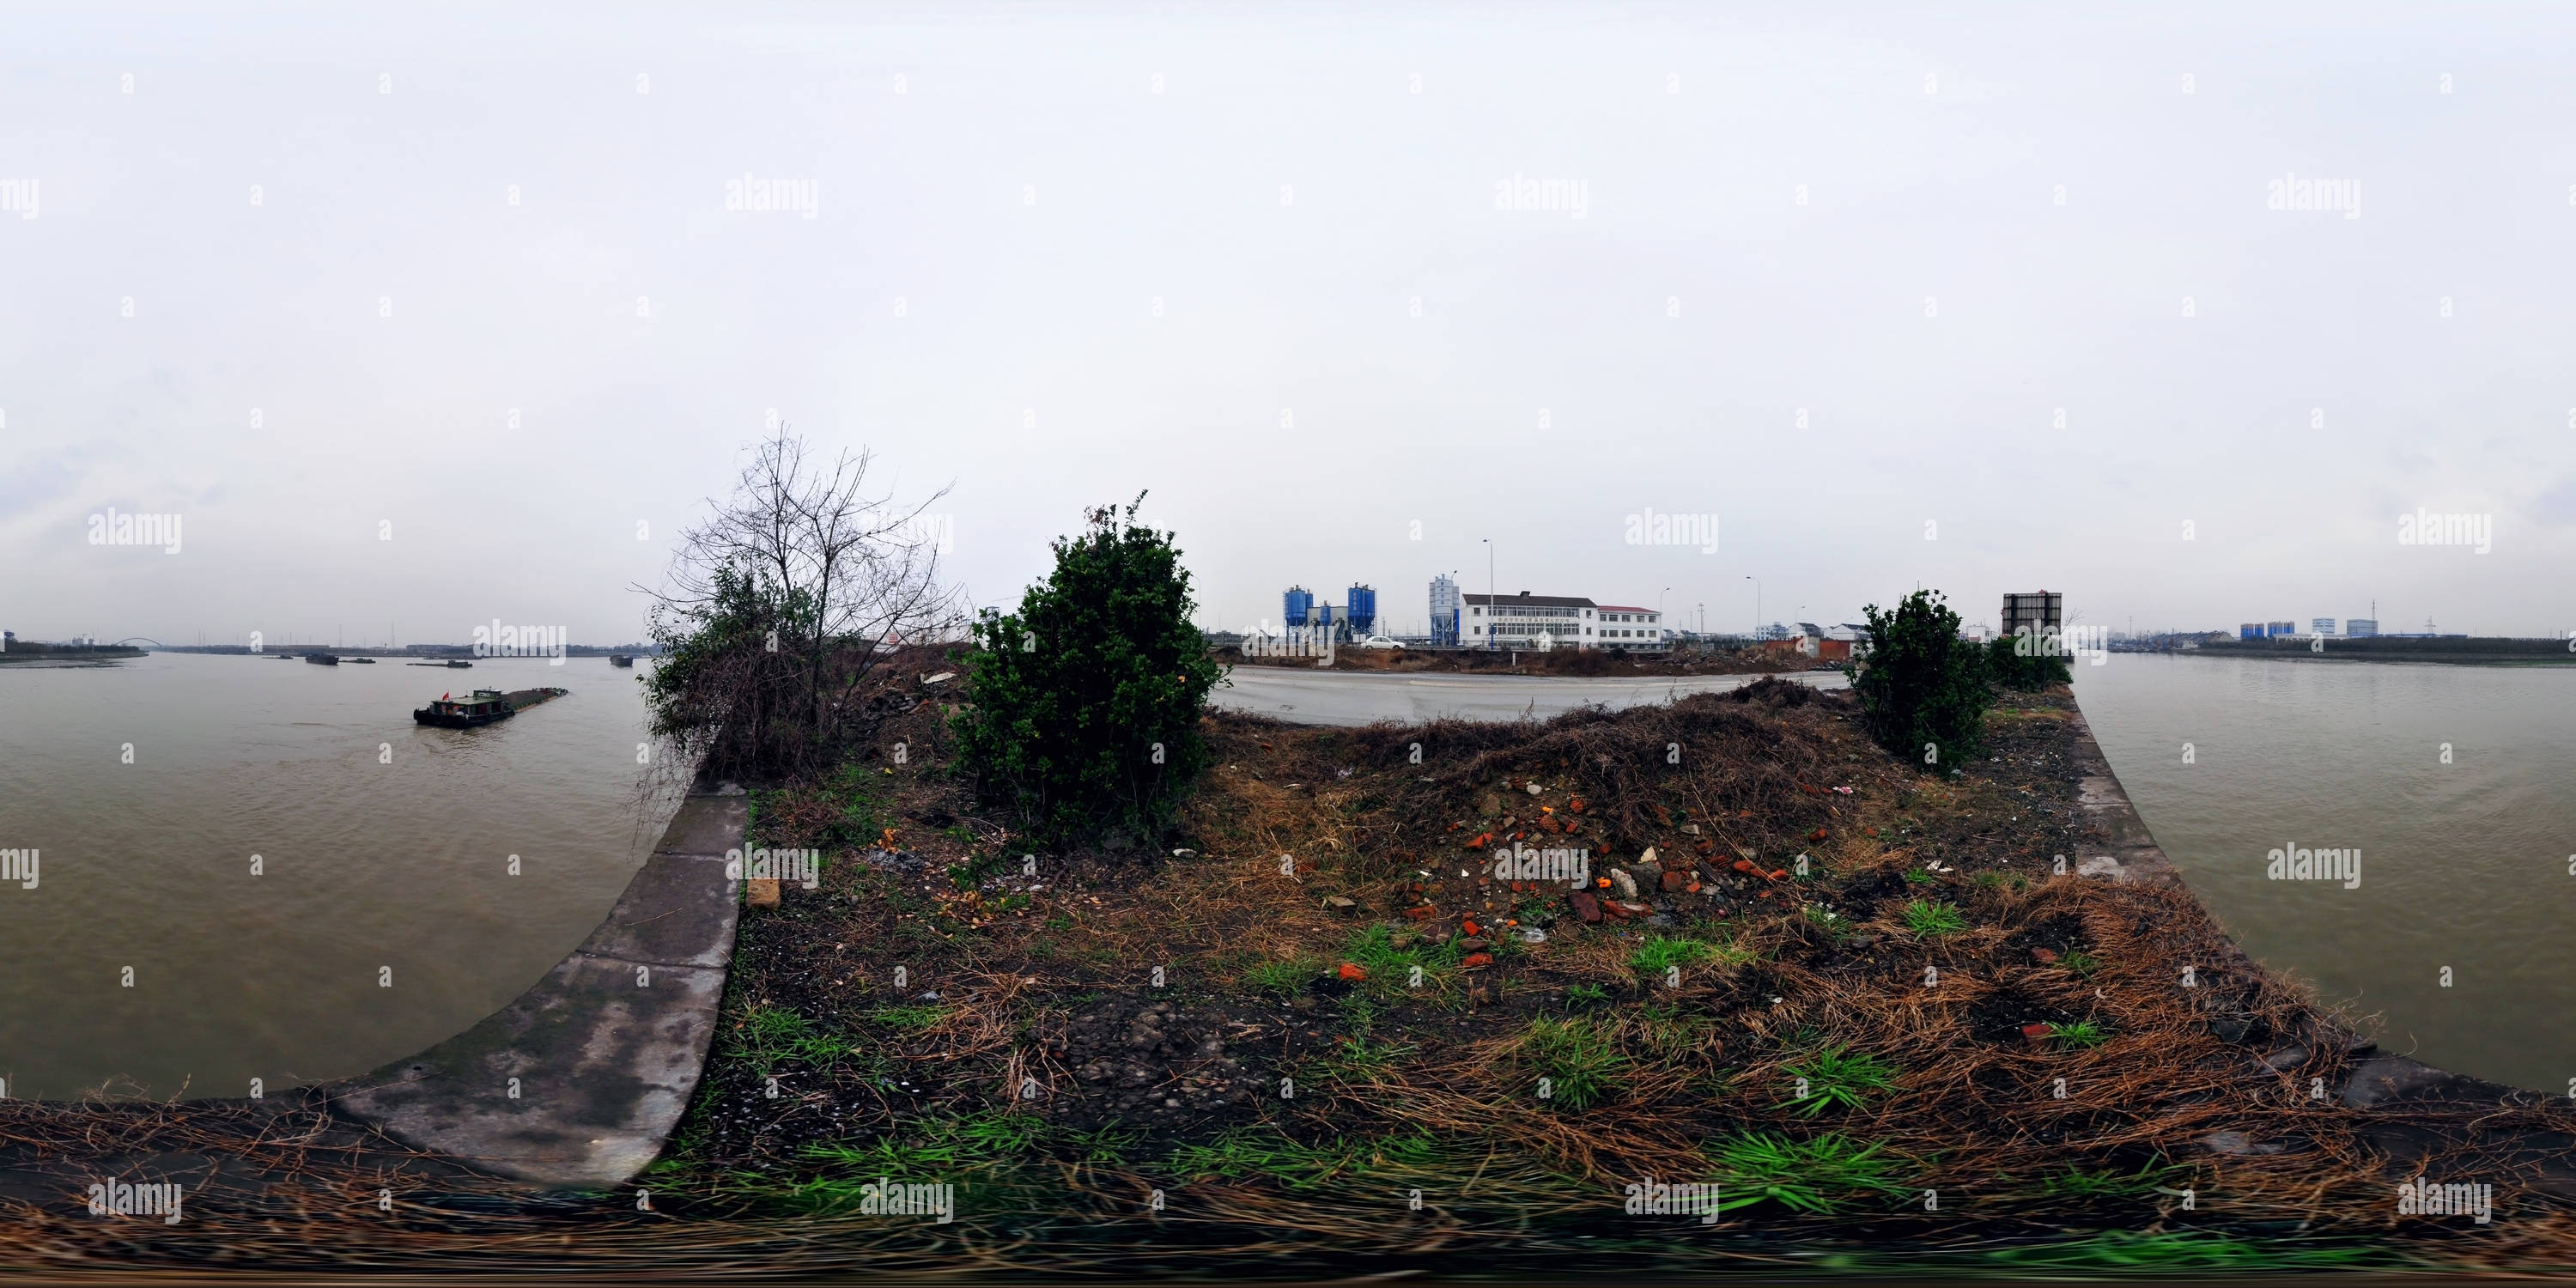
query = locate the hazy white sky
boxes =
[6,1,2573,645]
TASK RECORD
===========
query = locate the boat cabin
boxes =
[427,690,507,718]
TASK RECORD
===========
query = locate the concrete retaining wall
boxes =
[328,779,747,1188]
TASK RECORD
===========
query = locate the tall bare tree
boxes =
[641,427,957,779]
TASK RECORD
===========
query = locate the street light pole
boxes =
[1485,539,1496,651]
[1745,575,1761,640]
[1657,586,1671,650]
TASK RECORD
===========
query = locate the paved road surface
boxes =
[1210,665,1848,727]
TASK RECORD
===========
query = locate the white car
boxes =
[1359,635,1405,650]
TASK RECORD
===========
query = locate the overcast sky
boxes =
[6,1,2574,646]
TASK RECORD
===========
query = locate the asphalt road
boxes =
[1209,664,1849,727]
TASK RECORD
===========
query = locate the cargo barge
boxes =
[412,686,569,728]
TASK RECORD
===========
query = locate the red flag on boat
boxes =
[441,691,450,700]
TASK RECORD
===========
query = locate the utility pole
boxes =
[1483,538,1496,651]
[1745,575,1761,640]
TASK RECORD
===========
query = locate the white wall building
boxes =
[1463,592,1595,648]
[1457,593,1671,650]
[1593,605,1667,651]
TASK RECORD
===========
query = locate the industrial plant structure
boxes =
[1279,583,1379,641]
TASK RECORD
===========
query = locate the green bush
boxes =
[1987,630,2074,691]
[1846,590,1991,770]
[951,497,1224,848]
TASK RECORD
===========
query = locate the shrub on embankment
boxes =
[950,495,1224,848]
[1847,589,1994,770]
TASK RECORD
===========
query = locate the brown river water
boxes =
[2075,653,2576,1094]
[0,653,679,1101]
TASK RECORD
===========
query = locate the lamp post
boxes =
[1745,575,1761,640]
[1482,538,1495,651]
[1657,586,1672,650]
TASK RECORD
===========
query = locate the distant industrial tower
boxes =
[1346,585,1376,637]
[1283,585,1314,630]
[1429,574,1461,646]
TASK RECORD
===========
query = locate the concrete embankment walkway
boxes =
[329,780,746,1188]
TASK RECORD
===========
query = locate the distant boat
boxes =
[609,654,634,667]
[446,659,472,668]
[414,686,568,728]
[346,657,376,664]
[304,653,340,665]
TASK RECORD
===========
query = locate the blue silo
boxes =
[1284,586,1314,629]
[1346,585,1376,636]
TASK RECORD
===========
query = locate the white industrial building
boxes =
[1460,592,1665,650]
[1594,605,1668,651]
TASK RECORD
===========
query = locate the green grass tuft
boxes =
[868,1004,950,1033]
[802,1110,1043,1175]
[1627,933,1750,975]
[2045,1018,2111,1049]
[725,1004,849,1073]
[1707,1131,1911,1213]
[1775,1042,1902,1117]
[1241,956,1321,999]
[1900,898,1967,937]
[1516,1016,1626,1109]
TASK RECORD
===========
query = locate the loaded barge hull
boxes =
[412,687,569,728]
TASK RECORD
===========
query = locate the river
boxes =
[2075,653,2576,1093]
[0,653,679,1101]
